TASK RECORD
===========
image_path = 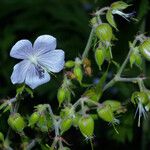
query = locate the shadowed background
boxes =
[0,0,150,149]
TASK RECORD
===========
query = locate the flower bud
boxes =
[8,113,26,132]
[97,105,115,122]
[60,118,72,134]
[95,48,105,69]
[90,17,98,27]
[65,61,75,68]
[139,39,150,61]
[57,88,66,106]
[78,115,94,138]
[28,112,40,126]
[73,66,83,83]
[96,23,113,43]
[103,100,121,112]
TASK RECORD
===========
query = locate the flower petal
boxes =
[10,40,33,59]
[11,60,31,84]
[33,35,56,55]
[37,50,65,73]
[25,64,50,89]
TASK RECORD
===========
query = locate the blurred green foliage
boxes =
[0,0,150,149]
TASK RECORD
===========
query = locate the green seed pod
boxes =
[83,88,101,102]
[96,23,113,43]
[139,39,150,61]
[111,1,130,10]
[78,115,94,138]
[37,115,49,132]
[8,113,25,132]
[60,118,72,134]
[97,105,115,122]
[72,114,81,127]
[131,91,149,105]
[60,107,74,118]
[57,88,66,106]
[95,48,105,69]
[28,112,40,126]
[73,66,83,83]
[65,60,75,68]
[135,54,142,66]
[103,100,121,112]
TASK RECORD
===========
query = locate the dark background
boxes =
[0,0,150,149]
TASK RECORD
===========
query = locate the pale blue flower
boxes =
[10,35,65,89]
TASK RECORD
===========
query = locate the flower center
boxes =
[28,55,45,79]
[35,65,45,79]
[29,55,38,65]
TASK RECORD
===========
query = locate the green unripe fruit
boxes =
[95,48,105,69]
[37,115,50,132]
[97,105,115,122]
[60,107,74,118]
[57,88,66,106]
[131,91,149,105]
[96,23,113,42]
[78,115,94,138]
[28,112,40,126]
[139,39,150,61]
[103,100,121,112]
[60,118,72,134]
[72,114,81,127]
[8,113,25,132]
[65,61,75,68]
[73,66,83,83]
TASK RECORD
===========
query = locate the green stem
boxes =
[90,138,94,150]
[82,29,95,59]
[81,6,110,59]
[103,36,143,91]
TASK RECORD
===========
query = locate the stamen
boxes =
[35,65,45,79]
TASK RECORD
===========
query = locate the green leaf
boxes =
[106,9,118,30]
[83,69,108,102]
[16,84,25,95]
[111,1,131,10]
[0,132,4,142]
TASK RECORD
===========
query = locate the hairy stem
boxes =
[81,6,110,59]
[103,36,143,91]
[82,29,95,59]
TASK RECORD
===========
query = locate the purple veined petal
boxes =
[25,64,50,89]
[11,60,31,84]
[37,49,65,73]
[33,35,56,56]
[10,40,33,59]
